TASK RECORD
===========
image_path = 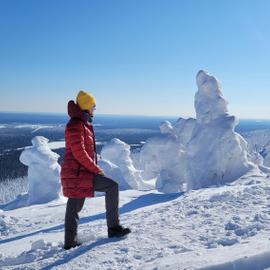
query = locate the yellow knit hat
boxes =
[76,90,96,111]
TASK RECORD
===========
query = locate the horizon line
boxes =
[0,110,184,119]
[1,110,270,121]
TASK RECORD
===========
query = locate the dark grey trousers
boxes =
[64,174,119,246]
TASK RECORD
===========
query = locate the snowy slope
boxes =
[1,167,270,270]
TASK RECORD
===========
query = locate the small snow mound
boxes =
[100,138,150,190]
[225,221,241,231]
[234,223,264,237]
[0,213,18,235]
[209,191,235,203]
[31,239,46,251]
[216,238,239,247]
[0,240,62,267]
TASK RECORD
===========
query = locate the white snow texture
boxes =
[99,138,149,190]
[20,136,61,204]
[127,70,256,192]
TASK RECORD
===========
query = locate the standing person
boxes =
[61,90,131,250]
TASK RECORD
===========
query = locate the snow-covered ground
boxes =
[0,167,270,269]
[1,70,270,269]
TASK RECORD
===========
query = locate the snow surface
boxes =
[0,168,270,269]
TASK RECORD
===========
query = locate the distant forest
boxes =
[0,125,138,181]
[0,113,178,182]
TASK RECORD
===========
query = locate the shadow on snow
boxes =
[0,192,183,247]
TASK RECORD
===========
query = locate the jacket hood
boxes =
[67,100,88,124]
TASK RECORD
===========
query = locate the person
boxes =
[61,90,131,250]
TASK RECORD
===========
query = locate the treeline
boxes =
[0,150,27,181]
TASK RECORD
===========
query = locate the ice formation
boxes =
[99,138,148,190]
[19,136,61,204]
[133,70,255,192]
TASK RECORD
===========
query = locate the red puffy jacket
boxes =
[60,100,102,198]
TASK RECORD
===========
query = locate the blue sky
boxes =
[1,0,270,118]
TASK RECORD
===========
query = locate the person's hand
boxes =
[98,170,105,176]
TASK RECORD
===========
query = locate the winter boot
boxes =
[64,234,82,250]
[108,225,131,238]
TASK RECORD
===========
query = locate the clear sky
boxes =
[1,0,270,118]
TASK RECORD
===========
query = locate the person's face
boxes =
[84,104,96,122]
[87,104,96,115]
